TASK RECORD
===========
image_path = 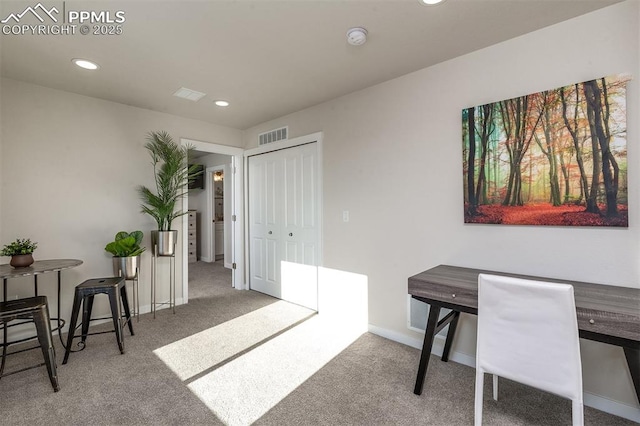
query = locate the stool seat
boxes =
[63,277,134,364]
[1,296,48,316]
[0,296,59,392]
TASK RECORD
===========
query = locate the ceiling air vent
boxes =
[173,87,206,102]
[259,126,288,146]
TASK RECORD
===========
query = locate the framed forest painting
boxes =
[462,74,630,227]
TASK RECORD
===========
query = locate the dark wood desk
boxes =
[408,264,640,403]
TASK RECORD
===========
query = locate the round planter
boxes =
[10,253,34,268]
[113,255,139,279]
[151,230,177,256]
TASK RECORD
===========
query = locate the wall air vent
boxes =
[259,126,288,145]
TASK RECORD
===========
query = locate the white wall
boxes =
[0,78,242,322]
[243,1,639,412]
[0,80,3,239]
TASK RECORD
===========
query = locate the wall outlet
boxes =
[342,210,350,222]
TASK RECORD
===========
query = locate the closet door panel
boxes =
[249,153,281,296]
[249,142,318,308]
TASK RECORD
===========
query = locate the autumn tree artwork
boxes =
[463,74,629,227]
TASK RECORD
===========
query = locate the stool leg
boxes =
[81,295,94,344]
[108,288,125,354]
[34,304,60,392]
[63,291,82,364]
[120,285,134,336]
[1,319,8,378]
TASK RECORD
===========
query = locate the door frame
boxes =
[181,139,246,301]
[244,131,324,294]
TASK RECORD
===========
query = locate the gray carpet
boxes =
[0,261,635,425]
[188,259,235,300]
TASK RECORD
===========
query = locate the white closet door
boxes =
[282,143,318,266]
[249,152,283,297]
[248,143,318,308]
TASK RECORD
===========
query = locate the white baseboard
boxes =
[583,392,640,423]
[368,324,640,423]
[200,256,213,263]
[369,324,423,349]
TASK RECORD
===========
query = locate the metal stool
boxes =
[0,296,59,392]
[62,277,134,364]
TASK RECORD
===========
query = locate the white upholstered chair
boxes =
[474,273,583,426]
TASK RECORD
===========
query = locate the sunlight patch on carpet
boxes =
[153,301,314,380]
[187,315,365,426]
[187,266,368,426]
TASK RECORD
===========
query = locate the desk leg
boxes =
[441,311,460,363]
[414,304,441,395]
[623,347,640,404]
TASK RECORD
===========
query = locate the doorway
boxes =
[181,139,245,303]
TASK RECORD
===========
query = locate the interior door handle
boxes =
[268,231,272,235]
[289,233,293,237]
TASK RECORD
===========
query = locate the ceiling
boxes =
[0,0,619,130]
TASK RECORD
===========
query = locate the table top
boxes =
[409,264,640,344]
[0,259,83,280]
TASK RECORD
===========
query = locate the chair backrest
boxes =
[476,273,583,401]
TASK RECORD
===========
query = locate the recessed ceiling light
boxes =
[72,58,99,70]
[173,87,206,102]
[214,100,230,107]
[420,0,446,5]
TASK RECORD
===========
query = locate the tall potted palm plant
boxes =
[138,131,200,256]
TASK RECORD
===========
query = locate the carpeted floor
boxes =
[0,261,635,425]
[188,259,235,300]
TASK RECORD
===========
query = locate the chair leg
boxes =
[108,289,124,354]
[33,305,60,392]
[81,295,94,344]
[63,291,82,364]
[572,399,584,426]
[492,374,498,401]
[120,285,134,336]
[474,369,484,426]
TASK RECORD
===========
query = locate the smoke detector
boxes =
[347,27,368,46]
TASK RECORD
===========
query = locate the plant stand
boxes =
[151,243,175,319]
[124,268,140,322]
[113,257,140,322]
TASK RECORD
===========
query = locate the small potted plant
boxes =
[138,131,201,256]
[105,231,146,279]
[1,238,38,268]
